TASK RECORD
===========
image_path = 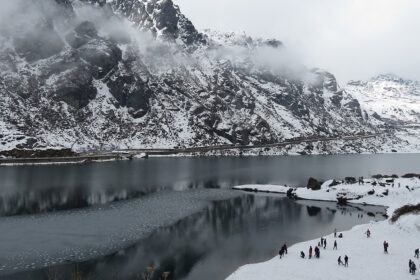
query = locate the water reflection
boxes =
[0,154,418,216]
[8,194,385,280]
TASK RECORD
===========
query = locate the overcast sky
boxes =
[175,0,420,83]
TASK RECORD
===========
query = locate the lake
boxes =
[0,153,417,279]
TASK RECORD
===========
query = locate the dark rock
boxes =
[402,173,420,178]
[52,64,97,109]
[286,188,296,199]
[344,99,363,119]
[330,90,343,107]
[337,196,348,205]
[0,148,76,158]
[307,177,322,190]
[107,65,151,118]
[344,177,357,184]
[263,39,283,48]
[329,179,340,187]
[77,38,122,79]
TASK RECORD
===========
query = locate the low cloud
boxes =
[176,0,420,83]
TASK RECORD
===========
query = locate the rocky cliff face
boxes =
[0,0,415,154]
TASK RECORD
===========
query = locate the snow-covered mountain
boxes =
[346,74,420,125]
[0,0,417,154]
[345,74,420,153]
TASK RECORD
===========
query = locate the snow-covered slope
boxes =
[345,74,420,153]
[346,74,420,125]
[229,177,420,280]
[0,0,417,154]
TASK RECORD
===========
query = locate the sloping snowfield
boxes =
[229,177,420,280]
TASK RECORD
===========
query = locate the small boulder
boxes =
[345,177,357,184]
[307,177,322,190]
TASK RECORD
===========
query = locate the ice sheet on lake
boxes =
[0,189,239,275]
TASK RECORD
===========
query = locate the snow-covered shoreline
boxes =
[229,176,420,280]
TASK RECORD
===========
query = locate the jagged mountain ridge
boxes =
[0,0,407,153]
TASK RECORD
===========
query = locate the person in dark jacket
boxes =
[338,256,343,266]
[283,243,288,254]
[383,241,389,253]
[315,246,320,258]
[309,246,313,259]
[344,255,349,267]
[300,251,305,258]
[324,239,327,249]
[333,240,338,250]
[412,262,417,275]
[415,248,419,258]
[409,259,413,274]
[278,248,284,259]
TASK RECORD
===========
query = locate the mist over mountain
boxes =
[0,0,418,154]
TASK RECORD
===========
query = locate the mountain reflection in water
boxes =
[8,194,385,280]
[1,153,419,216]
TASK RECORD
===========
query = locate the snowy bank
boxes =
[229,176,420,280]
[233,176,420,215]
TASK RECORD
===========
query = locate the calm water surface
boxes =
[0,154,418,215]
[6,193,385,280]
[0,154,413,279]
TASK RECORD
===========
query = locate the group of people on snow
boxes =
[278,228,420,276]
[337,255,348,267]
[278,243,288,258]
[409,248,420,275]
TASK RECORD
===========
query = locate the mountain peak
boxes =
[78,0,206,45]
[373,73,405,83]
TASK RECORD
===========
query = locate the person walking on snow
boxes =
[334,228,337,238]
[415,248,419,258]
[300,251,305,258]
[309,246,313,259]
[412,262,417,275]
[409,259,413,274]
[278,247,284,259]
[315,246,320,258]
[333,240,338,250]
[282,244,288,254]
[383,241,389,253]
[338,256,343,266]
[344,255,349,267]
[365,229,371,238]
[324,239,327,249]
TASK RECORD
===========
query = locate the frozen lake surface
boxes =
[0,190,239,275]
